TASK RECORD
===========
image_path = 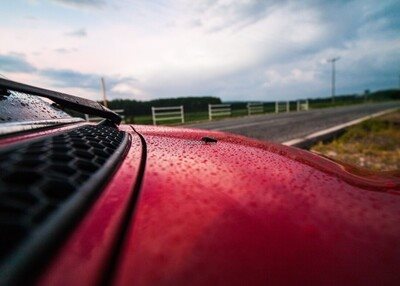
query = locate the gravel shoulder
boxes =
[311,109,400,171]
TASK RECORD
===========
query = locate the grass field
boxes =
[311,109,400,171]
[309,98,367,109]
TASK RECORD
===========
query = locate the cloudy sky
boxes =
[0,0,399,101]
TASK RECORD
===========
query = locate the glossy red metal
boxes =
[4,123,399,285]
[112,125,400,286]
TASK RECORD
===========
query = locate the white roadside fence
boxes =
[85,109,125,122]
[275,101,290,113]
[297,99,309,111]
[151,105,184,125]
[85,98,310,126]
[247,103,264,115]
[208,104,231,120]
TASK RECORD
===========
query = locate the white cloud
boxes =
[0,0,398,101]
[49,0,105,9]
[110,82,149,100]
[65,28,87,37]
[263,68,316,87]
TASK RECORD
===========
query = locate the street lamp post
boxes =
[327,57,340,103]
[101,77,108,108]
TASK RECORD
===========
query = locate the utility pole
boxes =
[101,77,108,107]
[327,57,340,103]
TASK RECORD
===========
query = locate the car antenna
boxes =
[0,78,121,126]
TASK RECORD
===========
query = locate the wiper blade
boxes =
[0,78,121,125]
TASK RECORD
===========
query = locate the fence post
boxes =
[208,104,212,121]
[181,105,184,123]
[306,99,309,110]
[296,101,300,111]
[151,106,156,125]
[84,114,89,121]
[275,101,278,113]
[286,101,289,112]
[247,103,250,116]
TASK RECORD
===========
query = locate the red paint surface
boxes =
[113,125,400,286]
[37,125,143,286]
[4,124,399,285]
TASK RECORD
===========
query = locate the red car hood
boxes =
[39,124,400,286]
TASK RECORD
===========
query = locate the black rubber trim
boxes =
[101,126,148,286]
[0,125,130,285]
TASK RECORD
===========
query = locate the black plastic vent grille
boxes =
[0,124,128,282]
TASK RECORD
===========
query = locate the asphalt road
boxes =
[185,102,400,143]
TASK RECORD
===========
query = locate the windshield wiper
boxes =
[0,78,121,125]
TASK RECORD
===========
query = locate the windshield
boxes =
[0,90,82,136]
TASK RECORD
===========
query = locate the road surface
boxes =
[185,102,400,143]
